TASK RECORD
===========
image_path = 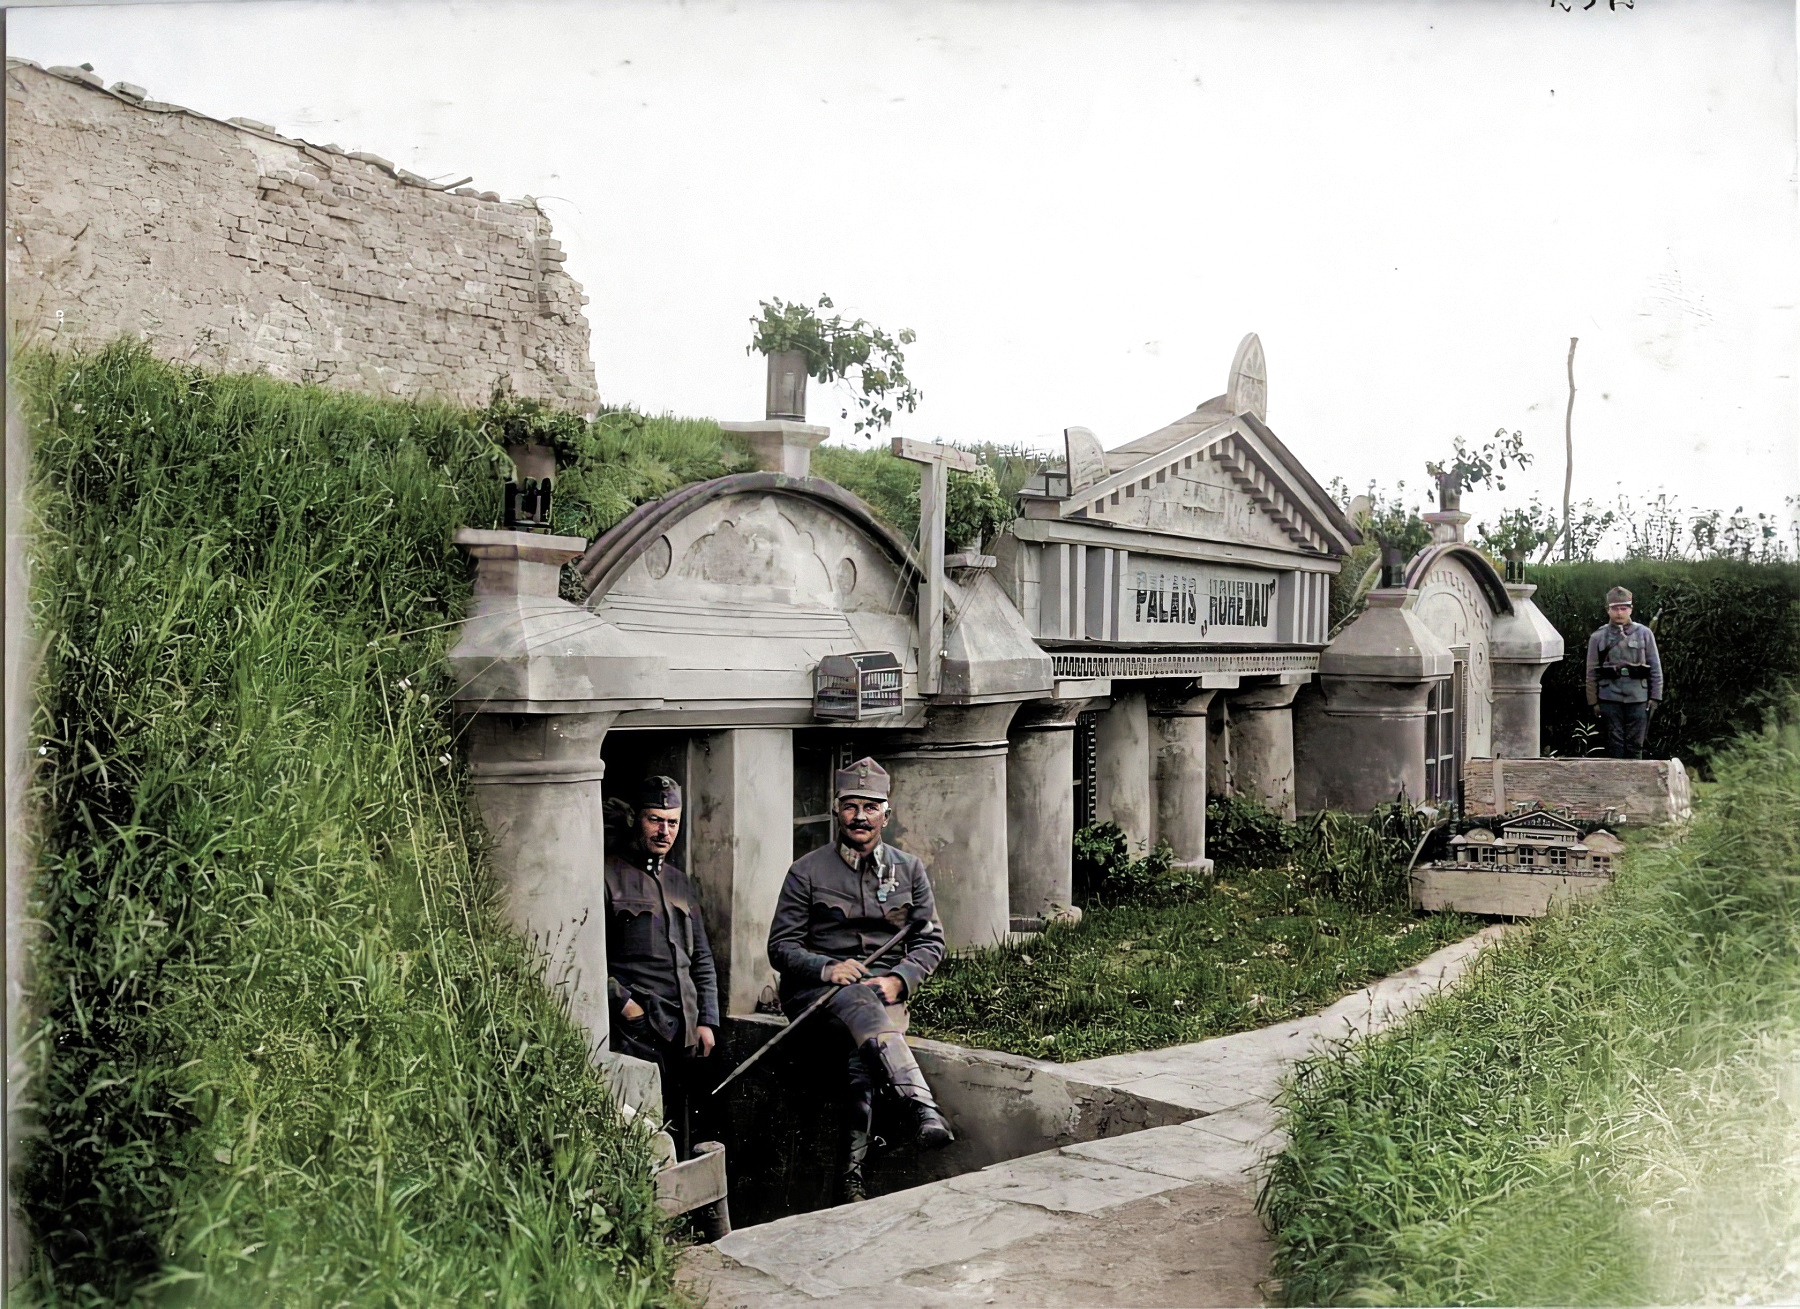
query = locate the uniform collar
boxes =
[837,839,884,873]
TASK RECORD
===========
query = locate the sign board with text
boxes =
[1119,559,1281,645]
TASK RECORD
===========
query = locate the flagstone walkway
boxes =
[680,924,1510,1308]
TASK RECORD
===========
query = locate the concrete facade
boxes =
[5,61,597,409]
[1298,531,1563,813]
[999,334,1361,855]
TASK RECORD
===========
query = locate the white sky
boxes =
[12,0,1800,530]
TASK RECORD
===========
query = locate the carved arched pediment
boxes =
[571,474,920,717]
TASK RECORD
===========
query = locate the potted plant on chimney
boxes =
[1350,489,1432,588]
[1478,501,1561,583]
[1424,427,1530,512]
[747,294,922,434]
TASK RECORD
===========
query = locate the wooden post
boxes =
[891,438,979,696]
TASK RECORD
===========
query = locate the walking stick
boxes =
[711,921,915,1096]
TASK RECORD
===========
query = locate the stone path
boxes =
[681,925,1510,1308]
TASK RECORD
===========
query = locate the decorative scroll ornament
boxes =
[1225,332,1267,421]
[1064,426,1109,493]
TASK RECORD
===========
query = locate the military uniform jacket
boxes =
[604,849,721,1048]
[766,842,947,1007]
[1585,620,1665,704]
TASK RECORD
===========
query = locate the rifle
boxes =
[711,920,915,1097]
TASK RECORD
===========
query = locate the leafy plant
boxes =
[1205,794,1303,870]
[1424,427,1531,505]
[1344,481,1432,561]
[747,293,921,435]
[1071,822,1199,907]
[479,385,591,463]
[937,463,1016,549]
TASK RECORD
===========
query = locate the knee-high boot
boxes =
[843,1086,875,1203]
[865,1031,954,1150]
[843,1053,879,1203]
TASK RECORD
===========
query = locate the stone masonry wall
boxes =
[5,60,598,411]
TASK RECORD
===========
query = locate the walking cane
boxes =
[711,920,915,1096]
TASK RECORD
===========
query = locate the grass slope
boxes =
[1261,703,1800,1306]
[18,345,685,1305]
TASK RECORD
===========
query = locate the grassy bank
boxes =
[910,865,1477,1062]
[1260,703,1800,1305]
[17,345,683,1304]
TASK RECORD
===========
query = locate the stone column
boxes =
[1005,693,1108,927]
[1094,689,1153,851]
[1489,581,1565,759]
[466,710,617,1055]
[1206,694,1232,798]
[1227,680,1303,820]
[884,703,1019,951]
[686,728,795,1016]
[1150,689,1216,870]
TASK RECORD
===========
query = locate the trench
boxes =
[704,1015,1194,1228]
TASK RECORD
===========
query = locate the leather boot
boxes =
[842,1085,875,1203]
[867,1032,954,1150]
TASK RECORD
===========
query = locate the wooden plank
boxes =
[890,437,979,471]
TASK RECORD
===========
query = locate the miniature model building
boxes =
[1412,804,1624,918]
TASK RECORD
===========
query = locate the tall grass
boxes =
[1260,700,1800,1306]
[17,344,677,1304]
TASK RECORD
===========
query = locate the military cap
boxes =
[1606,587,1633,606]
[834,757,890,802]
[634,774,683,811]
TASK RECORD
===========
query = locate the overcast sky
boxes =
[13,0,1800,532]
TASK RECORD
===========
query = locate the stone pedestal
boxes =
[1151,690,1216,870]
[1489,581,1565,759]
[1094,689,1153,851]
[719,420,830,479]
[884,704,1019,951]
[1227,681,1303,820]
[466,710,618,1055]
[687,728,795,1016]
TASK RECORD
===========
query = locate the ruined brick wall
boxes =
[5,61,598,411]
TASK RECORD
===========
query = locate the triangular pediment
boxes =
[1500,809,1581,837]
[1057,414,1355,557]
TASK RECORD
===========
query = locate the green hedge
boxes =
[1525,559,1800,765]
[17,345,678,1304]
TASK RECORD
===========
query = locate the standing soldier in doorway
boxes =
[1585,586,1665,759]
[766,758,954,1204]
[605,774,721,1156]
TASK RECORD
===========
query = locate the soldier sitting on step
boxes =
[766,757,954,1203]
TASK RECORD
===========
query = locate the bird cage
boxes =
[813,651,904,722]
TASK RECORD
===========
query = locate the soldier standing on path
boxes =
[766,757,954,1204]
[605,774,721,1155]
[1585,586,1665,760]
